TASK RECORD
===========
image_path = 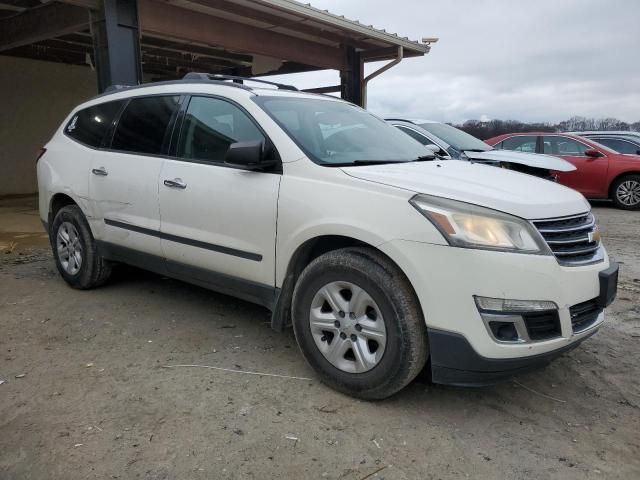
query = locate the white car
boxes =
[388,119,575,180]
[37,74,618,399]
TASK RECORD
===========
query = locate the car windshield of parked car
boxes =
[418,122,491,152]
[255,97,430,165]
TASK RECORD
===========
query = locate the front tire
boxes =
[292,247,428,400]
[611,174,640,210]
[50,205,112,289]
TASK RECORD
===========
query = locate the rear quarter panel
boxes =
[37,131,93,223]
[607,155,640,189]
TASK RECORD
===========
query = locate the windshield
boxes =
[418,122,491,152]
[254,96,430,165]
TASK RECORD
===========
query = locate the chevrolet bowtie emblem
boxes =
[588,228,601,243]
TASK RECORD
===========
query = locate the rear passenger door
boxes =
[89,95,180,257]
[158,95,280,297]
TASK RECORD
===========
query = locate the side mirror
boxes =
[425,144,448,157]
[424,144,440,153]
[636,150,640,155]
[224,140,275,170]
[584,149,604,158]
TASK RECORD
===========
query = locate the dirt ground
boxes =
[1,196,638,480]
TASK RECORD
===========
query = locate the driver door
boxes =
[543,135,609,197]
[158,96,280,300]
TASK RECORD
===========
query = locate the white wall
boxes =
[0,56,97,195]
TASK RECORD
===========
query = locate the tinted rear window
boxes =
[112,96,179,155]
[65,101,125,147]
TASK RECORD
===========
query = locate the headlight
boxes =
[409,194,551,254]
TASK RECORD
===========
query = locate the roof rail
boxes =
[183,73,298,91]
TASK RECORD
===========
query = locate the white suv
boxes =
[37,74,618,399]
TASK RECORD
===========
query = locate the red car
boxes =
[485,133,640,210]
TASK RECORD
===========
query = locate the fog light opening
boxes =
[489,321,520,342]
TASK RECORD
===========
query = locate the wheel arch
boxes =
[270,234,420,332]
[48,193,79,227]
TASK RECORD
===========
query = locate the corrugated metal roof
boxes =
[255,0,429,54]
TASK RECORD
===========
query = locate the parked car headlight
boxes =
[409,194,551,254]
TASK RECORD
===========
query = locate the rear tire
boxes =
[292,247,428,400]
[50,205,111,289]
[611,174,640,210]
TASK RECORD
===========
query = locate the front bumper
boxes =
[379,240,618,384]
[427,327,598,386]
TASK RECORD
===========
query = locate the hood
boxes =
[464,149,576,172]
[342,161,589,220]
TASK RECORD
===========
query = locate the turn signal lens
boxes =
[475,296,557,312]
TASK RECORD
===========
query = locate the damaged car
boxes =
[388,118,575,180]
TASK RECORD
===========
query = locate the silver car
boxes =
[388,119,574,180]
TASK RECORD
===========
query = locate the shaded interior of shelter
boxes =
[0,0,429,89]
[0,0,430,196]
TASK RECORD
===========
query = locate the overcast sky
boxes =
[271,0,640,124]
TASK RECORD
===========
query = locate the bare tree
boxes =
[455,116,638,140]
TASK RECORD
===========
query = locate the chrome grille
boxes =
[532,212,602,266]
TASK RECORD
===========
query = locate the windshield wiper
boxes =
[326,159,410,167]
[410,154,436,162]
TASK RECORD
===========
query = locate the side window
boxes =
[177,96,265,163]
[112,96,179,155]
[396,126,437,146]
[65,100,125,147]
[595,138,637,154]
[543,136,589,156]
[501,135,537,153]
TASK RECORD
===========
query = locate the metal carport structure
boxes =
[0,0,432,105]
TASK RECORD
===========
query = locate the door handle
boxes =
[92,166,108,176]
[163,178,187,189]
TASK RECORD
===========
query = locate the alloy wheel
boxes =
[617,180,640,207]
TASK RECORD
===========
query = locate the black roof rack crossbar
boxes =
[183,73,298,91]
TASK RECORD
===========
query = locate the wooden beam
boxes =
[361,46,400,62]
[178,0,376,50]
[361,45,422,61]
[141,34,253,64]
[3,43,89,65]
[56,0,101,10]
[232,61,323,77]
[138,0,344,70]
[0,3,89,52]
[303,85,340,94]
[0,3,26,13]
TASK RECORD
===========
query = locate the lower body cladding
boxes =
[379,240,619,386]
